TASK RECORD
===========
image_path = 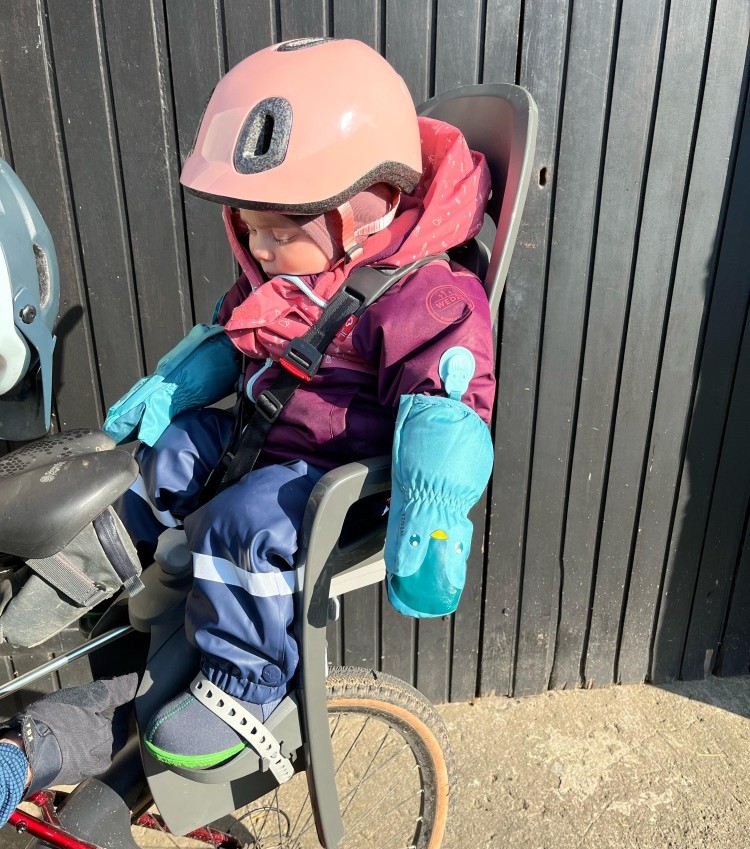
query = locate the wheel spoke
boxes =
[297,774,422,843]
[339,725,393,819]
[340,787,425,845]
[336,744,416,810]
[288,763,315,836]
[333,714,371,776]
[380,827,418,849]
[289,790,314,840]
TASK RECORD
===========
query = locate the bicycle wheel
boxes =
[131,666,454,849]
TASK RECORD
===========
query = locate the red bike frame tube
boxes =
[6,803,241,849]
[7,810,102,849]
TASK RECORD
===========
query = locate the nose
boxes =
[250,232,274,262]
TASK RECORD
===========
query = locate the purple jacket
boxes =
[218,118,496,471]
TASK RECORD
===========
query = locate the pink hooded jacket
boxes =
[217,117,497,471]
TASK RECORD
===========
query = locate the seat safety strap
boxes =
[205,254,447,498]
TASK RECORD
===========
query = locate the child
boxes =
[0,35,495,802]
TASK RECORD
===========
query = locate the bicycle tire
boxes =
[131,666,454,849]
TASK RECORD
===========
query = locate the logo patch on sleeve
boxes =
[426,286,474,324]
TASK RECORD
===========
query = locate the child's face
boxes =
[238,209,331,277]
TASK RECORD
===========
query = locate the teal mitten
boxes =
[385,358,493,617]
[103,324,242,446]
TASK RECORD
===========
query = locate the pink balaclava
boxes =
[290,183,399,266]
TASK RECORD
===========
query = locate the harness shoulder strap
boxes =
[206,254,448,497]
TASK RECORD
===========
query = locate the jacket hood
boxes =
[221,117,491,360]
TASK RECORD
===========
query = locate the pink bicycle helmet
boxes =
[180,37,423,218]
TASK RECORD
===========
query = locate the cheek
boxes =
[285,243,330,273]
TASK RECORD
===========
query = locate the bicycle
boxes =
[1,441,453,849]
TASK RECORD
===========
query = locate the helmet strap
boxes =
[335,189,401,265]
[336,201,363,263]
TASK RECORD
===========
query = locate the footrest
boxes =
[190,674,294,784]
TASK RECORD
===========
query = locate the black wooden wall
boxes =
[0,0,748,705]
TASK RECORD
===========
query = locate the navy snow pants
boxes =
[117,408,324,706]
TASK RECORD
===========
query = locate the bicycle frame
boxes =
[0,455,391,849]
[9,796,102,849]
[8,791,243,849]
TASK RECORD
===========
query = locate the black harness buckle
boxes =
[279,338,324,381]
[255,389,284,423]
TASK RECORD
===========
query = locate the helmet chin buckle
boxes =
[342,243,364,264]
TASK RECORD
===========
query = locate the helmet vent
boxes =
[234,97,292,175]
[255,114,274,156]
[33,244,51,309]
[277,37,332,52]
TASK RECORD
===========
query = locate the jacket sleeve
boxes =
[351,260,496,423]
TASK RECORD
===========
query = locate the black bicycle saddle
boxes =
[0,429,138,559]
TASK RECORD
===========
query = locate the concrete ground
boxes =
[2,674,749,847]
[440,675,750,848]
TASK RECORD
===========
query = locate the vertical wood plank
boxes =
[381,587,415,684]
[279,0,329,39]
[384,0,433,102]
[326,614,343,668]
[383,0,441,696]
[716,509,750,677]
[481,0,522,84]
[520,0,618,693]
[551,0,664,688]
[479,0,523,83]
[54,629,93,690]
[224,0,277,65]
[679,292,750,679]
[416,618,450,704]
[46,1,144,405]
[333,0,380,46]
[341,584,380,670]
[101,0,192,378]
[434,0,483,91]
[491,0,569,698]
[0,0,101,430]
[12,649,57,710]
[649,0,750,683]
[445,0,523,700]
[165,0,235,324]
[449,496,486,701]
[586,0,714,687]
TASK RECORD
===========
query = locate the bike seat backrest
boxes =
[0,429,138,559]
[419,83,538,316]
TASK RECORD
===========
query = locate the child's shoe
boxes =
[143,675,282,769]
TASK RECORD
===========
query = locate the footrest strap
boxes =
[189,674,294,784]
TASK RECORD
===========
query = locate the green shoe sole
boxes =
[143,737,246,769]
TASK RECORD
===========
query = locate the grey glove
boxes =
[3,674,138,793]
